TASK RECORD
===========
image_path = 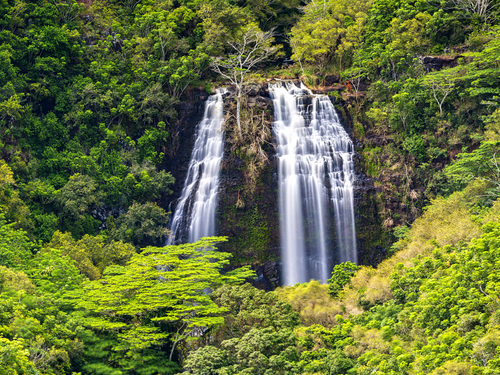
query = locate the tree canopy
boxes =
[1,0,500,373]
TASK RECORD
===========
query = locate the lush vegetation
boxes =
[0,0,299,243]
[2,0,500,372]
[0,232,253,374]
[181,191,500,374]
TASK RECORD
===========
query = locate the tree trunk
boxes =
[236,93,242,137]
[169,333,186,361]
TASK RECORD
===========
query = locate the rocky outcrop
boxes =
[217,81,387,281]
[421,54,462,71]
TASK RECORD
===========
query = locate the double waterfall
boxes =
[168,82,357,285]
[269,82,357,285]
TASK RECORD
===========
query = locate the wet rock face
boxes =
[165,82,388,288]
[215,92,282,289]
[247,95,272,108]
[252,260,281,291]
[163,88,208,216]
[329,98,388,266]
[245,83,263,96]
[91,205,126,230]
[352,170,388,265]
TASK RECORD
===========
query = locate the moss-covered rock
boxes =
[216,93,282,287]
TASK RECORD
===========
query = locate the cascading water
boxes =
[167,89,226,245]
[269,81,357,285]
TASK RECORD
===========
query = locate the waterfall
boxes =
[167,89,226,245]
[269,82,357,285]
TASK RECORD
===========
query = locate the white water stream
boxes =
[269,82,357,285]
[167,89,226,245]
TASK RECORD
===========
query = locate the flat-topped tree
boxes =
[75,237,254,371]
[211,25,280,136]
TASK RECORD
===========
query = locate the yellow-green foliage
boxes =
[339,190,481,314]
[343,326,390,358]
[289,0,371,72]
[47,231,136,280]
[0,160,31,230]
[0,336,38,375]
[480,199,500,225]
[276,280,343,326]
[484,108,500,142]
[429,361,472,375]
[0,266,34,293]
[472,329,500,367]
[341,220,500,374]
[0,160,15,187]
[406,192,481,250]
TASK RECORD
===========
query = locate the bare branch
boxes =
[211,27,279,135]
[443,0,497,24]
[424,76,455,116]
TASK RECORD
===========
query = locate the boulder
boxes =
[245,83,262,96]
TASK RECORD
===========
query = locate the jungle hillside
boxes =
[1,0,500,373]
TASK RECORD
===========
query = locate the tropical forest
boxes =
[0,0,500,373]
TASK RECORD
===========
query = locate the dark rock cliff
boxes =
[325,94,391,266]
[165,82,388,289]
[216,84,282,290]
[163,88,208,223]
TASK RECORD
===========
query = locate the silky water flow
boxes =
[167,89,226,245]
[269,82,357,285]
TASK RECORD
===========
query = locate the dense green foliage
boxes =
[181,194,500,374]
[0,226,252,374]
[290,0,500,235]
[327,262,360,298]
[0,0,294,243]
[2,0,500,372]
